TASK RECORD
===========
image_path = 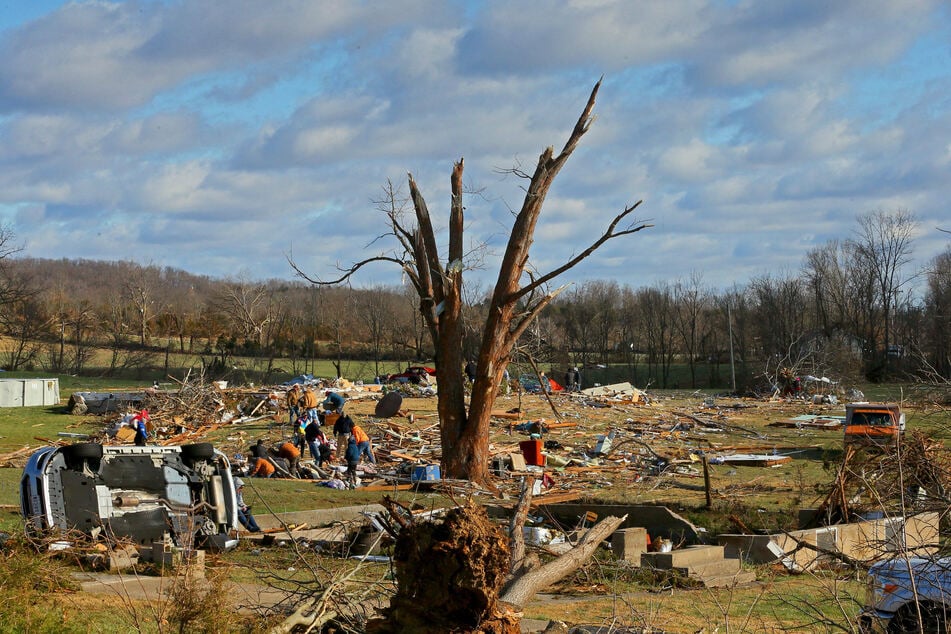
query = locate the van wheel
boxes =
[64,443,103,460]
[181,443,215,463]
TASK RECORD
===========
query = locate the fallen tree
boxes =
[364,485,625,633]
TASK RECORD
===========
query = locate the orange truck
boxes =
[843,403,905,448]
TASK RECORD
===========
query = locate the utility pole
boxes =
[728,302,736,393]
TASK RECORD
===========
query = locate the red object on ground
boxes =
[519,440,544,466]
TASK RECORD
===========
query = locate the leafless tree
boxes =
[638,283,676,387]
[352,285,398,377]
[850,209,918,377]
[3,294,50,370]
[214,278,274,348]
[292,80,650,481]
[673,272,708,388]
[924,247,951,378]
[125,269,157,347]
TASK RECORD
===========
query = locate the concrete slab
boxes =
[611,527,647,563]
[253,503,386,531]
[642,545,724,569]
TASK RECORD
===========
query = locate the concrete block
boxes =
[703,570,757,587]
[107,545,140,571]
[612,527,648,563]
[675,558,741,579]
[642,545,725,569]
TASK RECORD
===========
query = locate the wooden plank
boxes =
[388,450,422,462]
[360,483,414,492]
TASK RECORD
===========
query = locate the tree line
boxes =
[0,209,947,388]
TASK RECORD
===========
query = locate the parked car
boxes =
[518,374,564,394]
[20,442,239,551]
[859,556,951,632]
[386,366,437,384]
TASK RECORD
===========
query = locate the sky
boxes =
[1,0,950,294]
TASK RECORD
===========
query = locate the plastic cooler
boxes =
[412,464,441,482]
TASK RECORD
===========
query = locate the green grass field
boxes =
[1,370,947,633]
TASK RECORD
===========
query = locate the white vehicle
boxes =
[860,556,951,632]
[20,442,239,551]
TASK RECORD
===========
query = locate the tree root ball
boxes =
[368,502,519,634]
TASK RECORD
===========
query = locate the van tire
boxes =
[181,443,215,463]
[64,443,103,460]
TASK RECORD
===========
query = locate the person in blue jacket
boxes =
[344,437,360,489]
[322,390,345,414]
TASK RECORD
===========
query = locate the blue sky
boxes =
[1,0,949,293]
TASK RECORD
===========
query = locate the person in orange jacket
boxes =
[350,424,375,464]
[277,441,301,478]
[249,456,275,478]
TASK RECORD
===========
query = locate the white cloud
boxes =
[0,0,948,292]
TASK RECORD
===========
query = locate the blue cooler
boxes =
[412,464,441,482]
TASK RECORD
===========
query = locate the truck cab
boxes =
[843,403,905,449]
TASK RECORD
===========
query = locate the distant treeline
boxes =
[0,210,948,389]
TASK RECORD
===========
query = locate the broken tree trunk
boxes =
[368,498,625,633]
[499,514,627,609]
[367,502,518,634]
[508,475,536,577]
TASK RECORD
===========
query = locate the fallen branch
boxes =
[508,475,536,576]
[500,513,627,609]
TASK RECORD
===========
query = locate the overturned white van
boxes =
[21,442,239,551]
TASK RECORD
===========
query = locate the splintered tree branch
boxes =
[288,255,406,286]
[500,514,627,609]
[511,201,650,303]
[508,475,536,576]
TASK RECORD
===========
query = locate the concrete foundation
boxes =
[718,512,939,570]
[641,545,755,587]
[538,504,703,545]
[611,527,648,563]
[253,503,386,531]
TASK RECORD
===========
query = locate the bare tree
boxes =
[673,272,708,388]
[924,247,951,378]
[215,279,274,348]
[850,209,918,377]
[638,283,676,387]
[353,285,397,377]
[293,81,650,482]
[125,269,157,347]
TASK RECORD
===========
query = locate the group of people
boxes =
[243,383,375,490]
[237,382,388,529]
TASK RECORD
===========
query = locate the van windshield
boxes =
[853,412,892,426]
